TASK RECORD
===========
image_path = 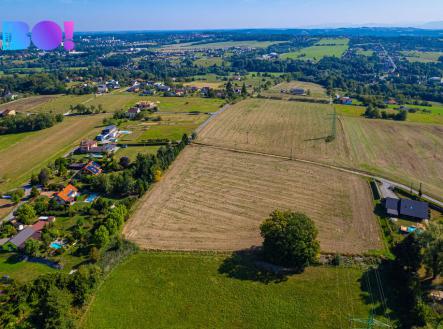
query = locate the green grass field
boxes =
[115,146,160,160]
[193,57,224,67]
[0,253,56,283]
[82,252,387,329]
[281,38,349,62]
[402,51,443,63]
[148,96,225,113]
[336,103,443,125]
[162,40,284,50]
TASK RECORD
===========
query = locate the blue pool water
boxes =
[50,242,63,249]
[85,193,98,203]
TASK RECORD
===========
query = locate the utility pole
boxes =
[350,313,391,329]
[332,107,337,140]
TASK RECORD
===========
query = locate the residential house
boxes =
[384,198,429,220]
[97,84,108,94]
[96,125,118,141]
[127,107,141,119]
[106,80,120,89]
[136,101,157,111]
[340,97,353,105]
[79,140,98,153]
[6,227,36,250]
[54,184,79,205]
[89,143,118,154]
[83,161,102,176]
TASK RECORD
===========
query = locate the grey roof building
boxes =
[384,198,429,220]
[8,227,36,248]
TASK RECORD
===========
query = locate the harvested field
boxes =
[0,95,57,113]
[198,99,348,163]
[198,99,443,199]
[125,145,381,254]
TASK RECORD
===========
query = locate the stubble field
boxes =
[198,99,443,199]
[125,145,380,254]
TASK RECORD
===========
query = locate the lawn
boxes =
[82,252,387,329]
[0,253,56,283]
[115,146,160,160]
[281,38,349,62]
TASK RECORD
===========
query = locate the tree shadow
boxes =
[5,253,25,264]
[218,248,290,284]
[359,260,404,328]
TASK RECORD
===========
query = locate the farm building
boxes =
[384,198,429,220]
[54,184,79,205]
[83,161,102,176]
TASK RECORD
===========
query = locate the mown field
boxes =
[119,113,210,143]
[125,145,380,254]
[82,252,387,329]
[281,38,349,62]
[0,95,57,113]
[197,99,443,199]
[0,114,107,192]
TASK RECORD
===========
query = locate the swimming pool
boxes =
[50,242,63,249]
[85,193,98,203]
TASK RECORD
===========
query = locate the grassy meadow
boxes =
[82,252,386,329]
[281,38,349,62]
[402,51,443,63]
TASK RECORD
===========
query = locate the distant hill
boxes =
[419,21,443,30]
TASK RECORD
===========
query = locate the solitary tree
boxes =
[260,210,319,271]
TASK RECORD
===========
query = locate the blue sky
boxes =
[1,0,443,31]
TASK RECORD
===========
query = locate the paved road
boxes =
[192,142,443,208]
[195,104,231,134]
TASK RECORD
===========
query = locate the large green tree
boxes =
[15,204,37,224]
[260,210,319,271]
[419,222,443,279]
